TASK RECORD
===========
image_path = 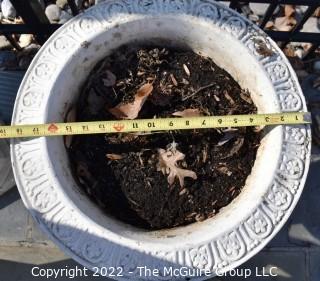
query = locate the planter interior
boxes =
[45,15,281,243]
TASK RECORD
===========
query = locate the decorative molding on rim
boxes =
[11,0,311,280]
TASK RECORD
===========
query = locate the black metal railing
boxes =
[0,0,319,59]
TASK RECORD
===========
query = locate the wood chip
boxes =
[182,78,189,85]
[202,144,208,163]
[186,212,197,218]
[172,108,202,117]
[217,132,237,146]
[240,91,253,104]
[137,71,145,76]
[220,137,245,159]
[179,188,188,196]
[213,95,220,102]
[183,64,191,76]
[216,164,232,176]
[106,153,123,160]
[170,74,178,86]
[224,91,235,105]
[195,214,205,222]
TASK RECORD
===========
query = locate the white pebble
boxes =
[1,0,16,19]
[19,34,33,48]
[45,4,61,23]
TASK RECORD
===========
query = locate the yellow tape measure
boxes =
[1,112,311,139]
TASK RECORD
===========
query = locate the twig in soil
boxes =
[170,74,178,86]
[183,64,191,76]
[182,83,216,101]
[172,108,202,117]
[240,90,253,104]
[220,137,244,159]
[106,153,123,160]
[224,91,235,105]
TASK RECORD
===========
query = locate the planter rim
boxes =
[11,0,311,280]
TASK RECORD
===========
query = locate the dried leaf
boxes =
[102,70,117,87]
[274,16,296,32]
[64,106,76,148]
[183,64,191,76]
[265,21,274,29]
[172,108,202,117]
[302,43,312,51]
[157,144,197,188]
[284,5,295,17]
[106,153,123,160]
[108,83,153,119]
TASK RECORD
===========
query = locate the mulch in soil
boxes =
[67,46,261,230]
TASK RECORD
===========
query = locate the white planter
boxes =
[11,1,311,280]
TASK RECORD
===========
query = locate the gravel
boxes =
[45,4,61,23]
[1,0,16,19]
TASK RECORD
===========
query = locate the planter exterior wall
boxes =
[11,0,311,280]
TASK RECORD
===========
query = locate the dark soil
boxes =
[68,46,261,230]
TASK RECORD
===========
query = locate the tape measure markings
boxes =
[1,112,311,139]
